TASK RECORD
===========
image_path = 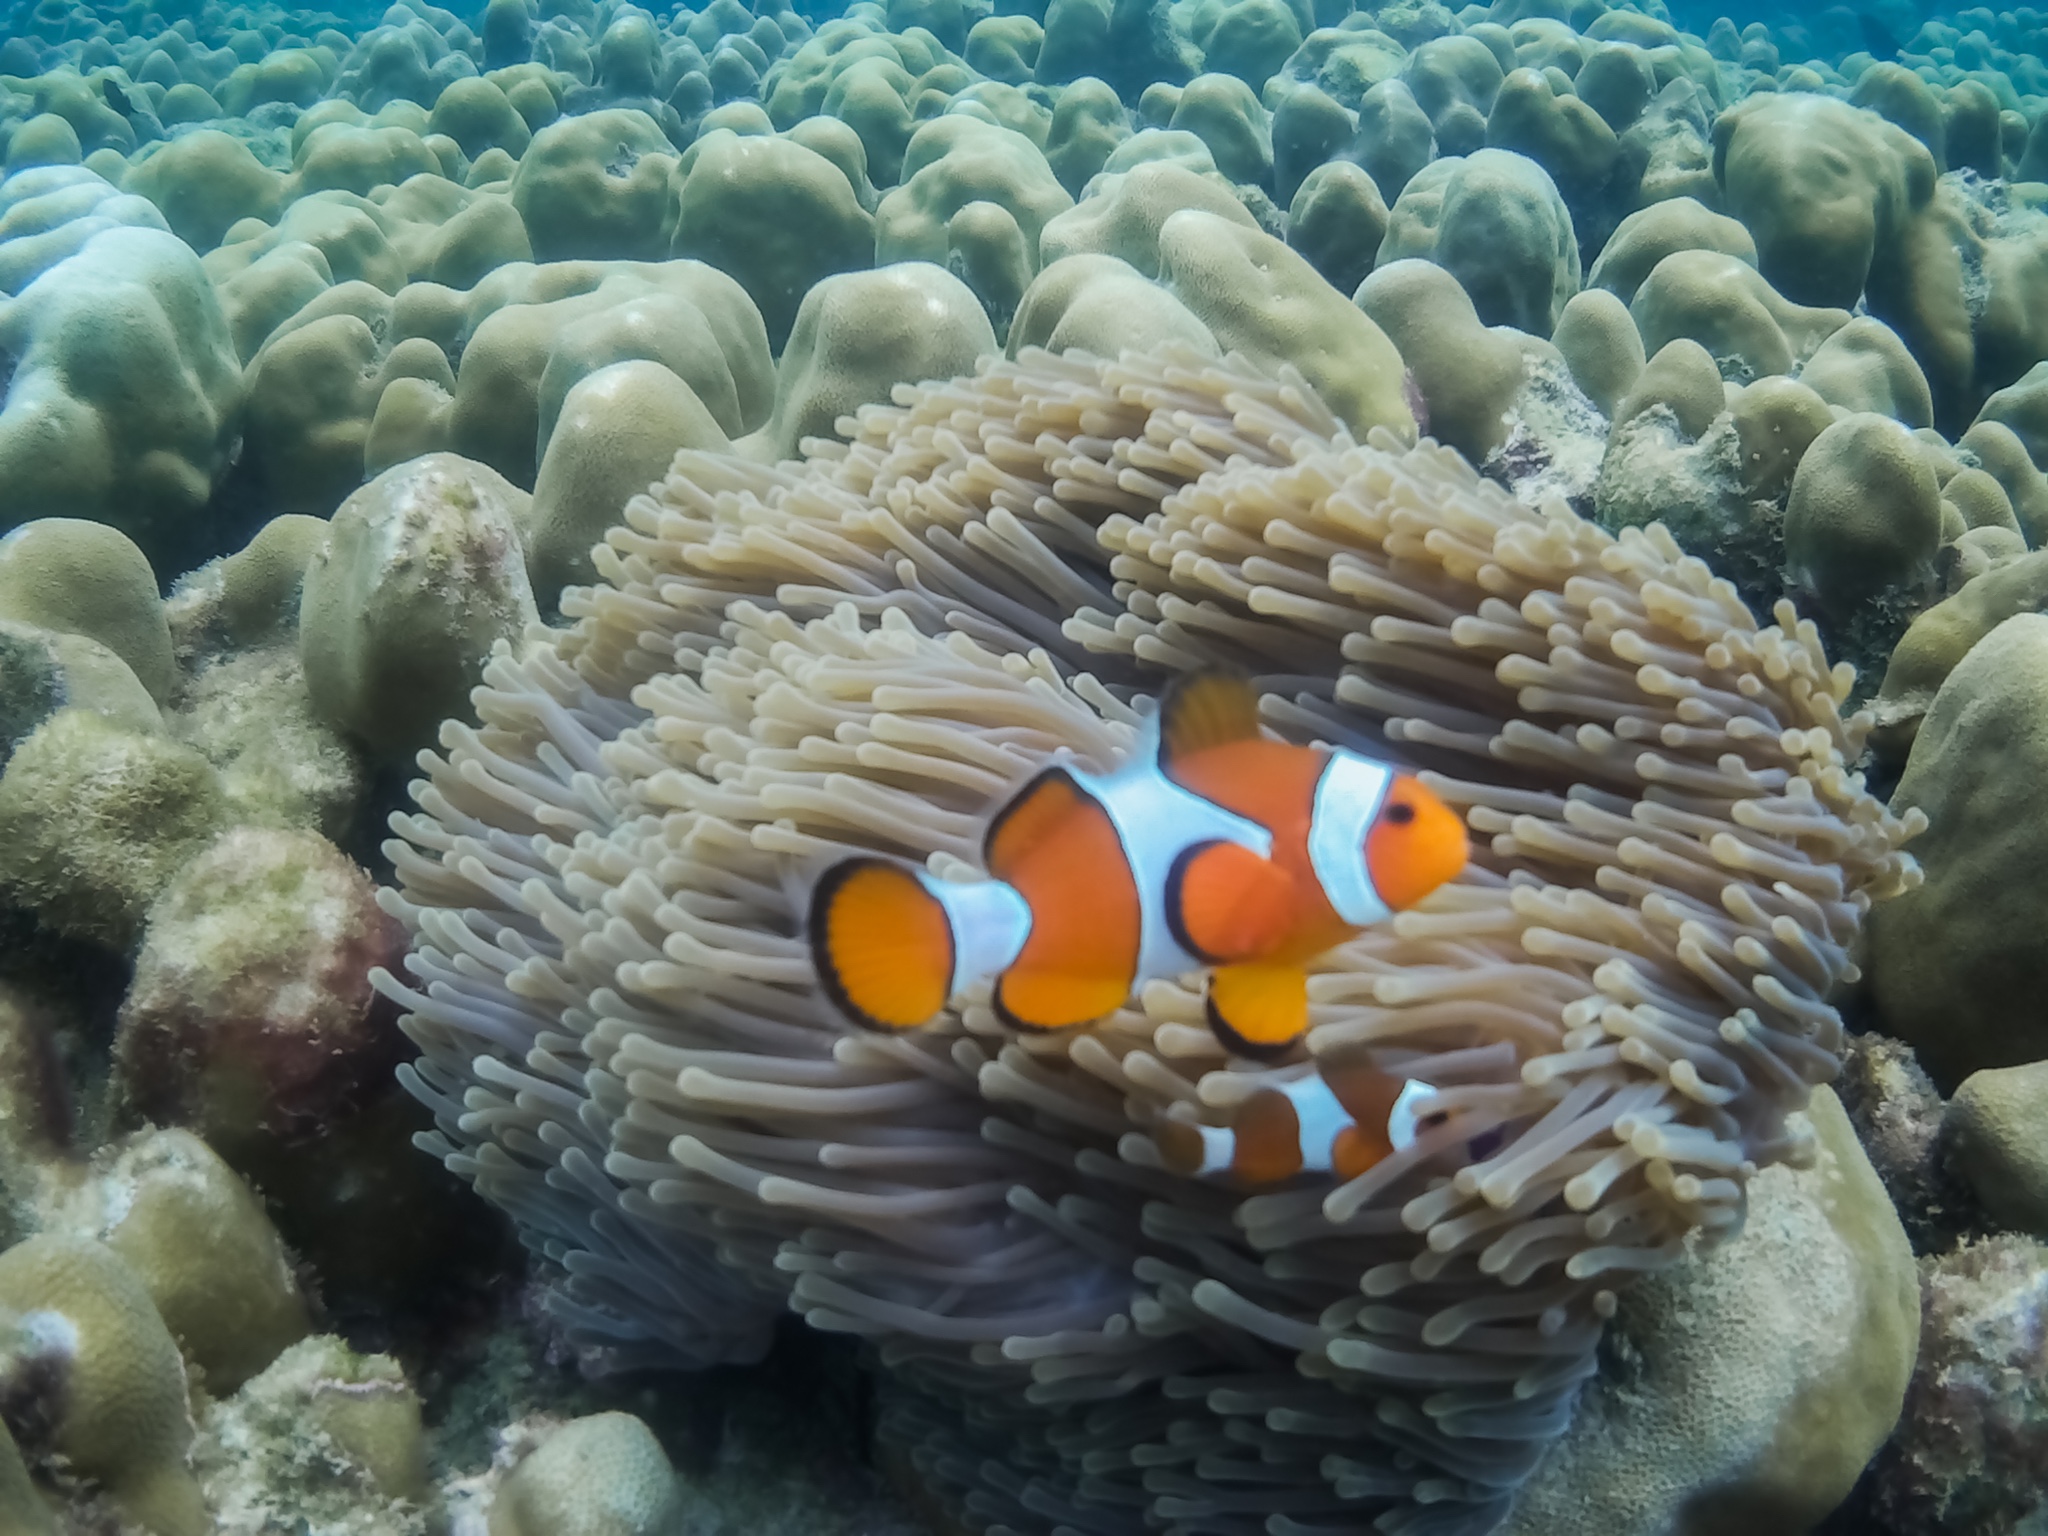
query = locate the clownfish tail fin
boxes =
[809,859,955,1032]
[809,858,1033,1033]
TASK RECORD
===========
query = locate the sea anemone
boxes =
[376,346,1919,1534]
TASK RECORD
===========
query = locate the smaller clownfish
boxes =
[807,673,1469,1059]
[1152,1064,1445,1184]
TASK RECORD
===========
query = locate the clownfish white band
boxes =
[1076,714,1274,982]
[1307,752,1395,928]
[919,874,1033,997]
[1386,1077,1436,1152]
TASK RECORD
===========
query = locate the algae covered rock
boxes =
[0,621,161,764]
[164,513,330,658]
[112,826,405,1159]
[1499,1089,1918,1536]
[0,1421,53,1535]
[1871,1236,2048,1532]
[0,708,225,949]
[298,450,540,759]
[174,646,366,839]
[195,1334,436,1533]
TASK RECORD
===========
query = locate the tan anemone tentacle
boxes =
[377,346,1919,1536]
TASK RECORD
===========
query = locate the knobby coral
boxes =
[376,347,1920,1535]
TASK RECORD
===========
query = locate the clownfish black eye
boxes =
[1386,801,1416,826]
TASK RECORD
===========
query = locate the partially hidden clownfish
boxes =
[806,672,1469,1060]
[1152,1064,1442,1184]
[1151,1064,1506,1185]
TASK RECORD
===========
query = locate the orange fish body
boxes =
[808,674,1469,1061]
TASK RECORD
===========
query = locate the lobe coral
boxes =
[375,347,1920,1535]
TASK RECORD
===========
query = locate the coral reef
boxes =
[5,0,2048,1524]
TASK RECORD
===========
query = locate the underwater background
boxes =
[0,0,2039,1525]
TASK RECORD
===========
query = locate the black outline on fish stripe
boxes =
[990,976,1087,1035]
[1164,840,1233,965]
[808,857,953,1033]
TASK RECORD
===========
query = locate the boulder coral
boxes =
[298,451,540,760]
[380,348,1917,1534]
[31,1127,310,1394]
[0,1235,206,1536]
[1870,613,2048,1088]
[0,215,241,567]
[1376,146,1580,334]
[486,1413,684,1536]
[1943,1061,2048,1238]
[1499,1089,1917,1535]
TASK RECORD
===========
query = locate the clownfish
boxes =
[807,674,1468,1059]
[1152,1065,1443,1184]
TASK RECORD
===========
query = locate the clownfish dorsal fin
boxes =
[983,766,1088,878]
[1157,672,1263,774]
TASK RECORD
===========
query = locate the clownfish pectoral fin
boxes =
[1168,840,1297,963]
[1156,672,1263,779]
[1204,963,1309,1060]
[809,858,955,1032]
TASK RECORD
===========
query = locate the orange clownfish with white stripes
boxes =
[807,673,1468,1061]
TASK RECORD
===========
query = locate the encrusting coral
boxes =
[379,346,1918,1535]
